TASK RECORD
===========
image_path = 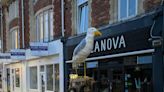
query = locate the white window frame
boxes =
[77,0,88,34]
[35,8,54,42]
[118,0,138,21]
[10,27,19,49]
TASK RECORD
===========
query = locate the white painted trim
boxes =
[66,49,154,63]
[35,5,53,16]
[10,26,19,32]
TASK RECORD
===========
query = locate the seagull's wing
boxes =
[73,38,86,56]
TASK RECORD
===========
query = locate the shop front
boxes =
[65,11,161,92]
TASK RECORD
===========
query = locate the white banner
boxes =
[30,42,48,56]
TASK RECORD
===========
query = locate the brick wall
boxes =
[34,0,53,14]
[9,18,19,30]
[54,0,62,38]
[24,0,30,48]
[91,0,110,28]
[143,0,161,12]
[64,0,72,37]
[18,0,30,49]
[2,6,7,52]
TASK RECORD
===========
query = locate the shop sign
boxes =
[0,53,11,59]
[66,27,151,61]
[11,49,26,60]
[91,35,126,53]
[30,42,48,56]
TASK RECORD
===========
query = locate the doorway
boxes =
[6,69,11,92]
[98,63,124,92]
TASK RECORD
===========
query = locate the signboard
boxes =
[11,49,26,60]
[0,53,11,59]
[30,42,48,56]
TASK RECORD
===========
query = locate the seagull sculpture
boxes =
[72,27,102,69]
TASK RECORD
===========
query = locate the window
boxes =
[15,68,20,87]
[77,0,88,34]
[36,9,54,42]
[9,0,18,21]
[30,67,38,89]
[46,65,53,90]
[10,28,19,49]
[54,64,59,92]
[118,0,137,20]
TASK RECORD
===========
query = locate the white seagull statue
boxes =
[72,27,102,69]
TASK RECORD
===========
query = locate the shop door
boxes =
[98,66,124,92]
[6,69,11,92]
[40,65,46,92]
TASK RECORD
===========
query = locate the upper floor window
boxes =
[118,0,137,20]
[9,0,18,22]
[77,0,88,34]
[36,9,54,42]
[10,28,19,49]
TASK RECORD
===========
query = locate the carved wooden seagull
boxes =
[72,27,102,69]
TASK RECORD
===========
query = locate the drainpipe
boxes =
[61,0,67,92]
[21,0,25,48]
[61,0,64,37]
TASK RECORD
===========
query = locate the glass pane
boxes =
[46,65,53,90]
[40,66,44,72]
[128,0,136,16]
[40,14,44,42]
[54,64,60,92]
[50,10,54,41]
[84,5,88,32]
[30,67,38,89]
[36,16,39,42]
[44,11,49,42]
[120,0,127,19]
[15,68,20,87]
[79,6,86,33]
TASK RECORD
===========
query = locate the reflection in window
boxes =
[30,67,38,89]
[46,65,53,90]
[15,68,20,87]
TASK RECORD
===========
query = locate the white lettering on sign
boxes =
[92,35,126,53]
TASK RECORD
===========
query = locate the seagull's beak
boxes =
[94,30,102,37]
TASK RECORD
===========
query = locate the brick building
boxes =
[0,0,163,92]
[0,0,64,92]
[64,0,163,92]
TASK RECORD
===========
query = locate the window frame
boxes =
[77,0,89,34]
[35,8,54,42]
[118,0,138,21]
[10,27,19,49]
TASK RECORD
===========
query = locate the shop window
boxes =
[10,28,19,49]
[46,65,53,91]
[118,0,137,20]
[9,0,18,21]
[77,0,88,34]
[15,68,20,87]
[54,64,60,92]
[137,55,152,64]
[36,9,54,42]
[29,66,38,89]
